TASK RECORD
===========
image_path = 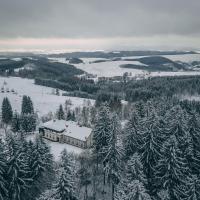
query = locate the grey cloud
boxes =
[0,0,200,38]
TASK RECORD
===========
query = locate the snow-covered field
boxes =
[49,57,147,77]
[163,54,200,62]
[0,76,95,117]
[49,54,200,78]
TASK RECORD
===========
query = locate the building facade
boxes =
[39,119,92,149]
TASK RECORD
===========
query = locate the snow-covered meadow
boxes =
[0,76,95,117]
[49,57,147,77]
[49,53,200,78]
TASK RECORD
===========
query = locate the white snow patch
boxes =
[0,76,95,117]
[11,58,22,61]
[163,54,200,63]
[27,134,83,161]
[47,141,83,161]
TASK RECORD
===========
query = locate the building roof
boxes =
[42,119,67,132]
[41,119,92,141]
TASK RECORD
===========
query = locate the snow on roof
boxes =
[63,121,92,141]
[42,119,67,132]
[42,120,92,141]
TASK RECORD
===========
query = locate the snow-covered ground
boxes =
[163,54,200,62]
[145,71,200,78]
[49,54,200,78]
[46,140,82,160]
[27,134,83,161]
[49,57,148,77]
[0,76,95,117]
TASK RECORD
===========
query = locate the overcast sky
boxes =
[0,0,199,52]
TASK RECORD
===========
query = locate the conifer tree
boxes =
[184,175,200,200]
[77,150,92,200]
[155,135,189,200]
[1,97,13,124]
[26,137,54,200]
[21,95,34,115]
[11,111,21,132]
[123,111,141,158]
[20,96,36,133]
[139,108,164,194]
[81,106,89,127]
[135,101,146,118]
[0,139,8,200]
[104,114,122,200]
[54,149,77,200]
[57,104,65,120]
[20,113,36,133]
[92,103,111,162]
[5,132,32,200]
[188,113,200,174]
[116,153,151,200]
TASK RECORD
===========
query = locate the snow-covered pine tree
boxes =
[188,113,200,175]
[21,95,34,115]
[183,175,200,200]
[135,101,146,118]
[20,96,36,133]
[1,97,13,124]
[37,189,57,200]
[81,106,89,127]
[139,107,164,194]
[0,139,8,200]
[56,88,60,96]
[24,135,55,200]
[126,153,147,186]
[27,96,34,114]
[90,106,97,125]
[116,153,151,200]
[24,137,54,200]
[164,105,191,155]
[71,111,76,121]
[66,110,72,121]
[56,104,65,120]
[92,103,112,198]
[5,131,32,200]
[54,149,77,200]
[154,135,189,200]
[35,135,54,173]
[20,113,36,133]
[123,111,141,158]
[120,180,152,200]
[11,111,21,132]
[77,150,92,200]
[104,114,123,200]
[157,190,170,200]
[92,103,111,162]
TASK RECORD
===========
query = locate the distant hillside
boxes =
[48,50,197,59]
[120,56,187,71]
[0,58,99,97]
[67,57,84,64]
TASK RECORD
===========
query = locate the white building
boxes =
[39,119,93,149]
